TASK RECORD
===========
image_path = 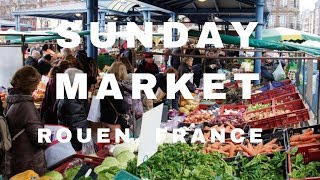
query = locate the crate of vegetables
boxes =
[55,154,104,174]
[287,125,320,148]
[203,141,243,159]
[274,99,310,126]
[251,91,272,104]
[247,99,273,112]
[288,144,320,180]
[274,93,301,106]
[183,108,215,124]
[241,130,287,157]
[270,85,296,97]
[202,121,250,140]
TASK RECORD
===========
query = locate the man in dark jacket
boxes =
[261,54,286,83]
[178,57,196,93]
[136,52,159,75]
[25,50,41,68]
[170,48,181,70]
[37,54,52,75]
[56,68,88,151]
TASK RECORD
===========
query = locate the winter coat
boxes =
[192,64,202,87]
[3,89,47,177]
[40,78,58,124]
[204,59,221,73]
[65,55,84,71]
[56,95,88,151]
[261,60,286,82]
[178,63,196,93]
[136,60,159,75]
[24,56,38,68]
[170,48,181,70]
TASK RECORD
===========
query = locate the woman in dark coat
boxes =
[41,60,70,124]
[56,68,88,151]
[3,66,47,177]
[178,57,197,93]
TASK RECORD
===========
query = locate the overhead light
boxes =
[198,0,206,2]
[75,13,82,17]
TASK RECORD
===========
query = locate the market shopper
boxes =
[170,47,182,70]
[61,48,84,70]
[3,66,47,177]
[178,57,197,93]
[261,53,286,83]
[190,49,202,87]
[100,63,130,139]
[153,68,179,107]
[30,44,42,55]
[136,52,159,75]
[163,48,172,68]
[119,56,133,74]
[41,60,71,124]
[37,54,52,76]
[204,50,221,73]
[25,50,41,67]
[42,44,57,59]
[56,68,88,151]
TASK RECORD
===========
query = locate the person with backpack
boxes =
[1,66,47,178]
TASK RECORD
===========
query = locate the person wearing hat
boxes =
[261,52,286,83]
[136,52,159,75]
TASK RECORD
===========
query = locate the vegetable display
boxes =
[126,143,237,179]
[184,109,214,123]
[238,151,287,180]
[44,171,63,180]
[248,103,271,112]
[245,109,291,122]
[289,129,320,146]
[203,142,242,158]
[241,139,284,157]
[289,153,320,179]
[203,122,237,133]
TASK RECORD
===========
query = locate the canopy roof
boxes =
[253,27,320,43]
[12,0,269,25]
[0,19,32,28]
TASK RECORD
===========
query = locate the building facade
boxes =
[302,10,315,34]
[266,0,301,30]
[0,0,80,30]
[314,0,320,35]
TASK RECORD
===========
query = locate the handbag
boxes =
[106,97,130,128]
[154,87,166,104]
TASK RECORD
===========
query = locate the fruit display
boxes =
[245,109,292,122]
[179,99,200,115]
[289,129,320,146]
[183,109,214,124]
[248,103,271,112]
[203,141,242,158]
[32,82,46,102]
[214,115,245,125]
[241,139,284,157]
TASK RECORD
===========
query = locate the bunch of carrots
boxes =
[241,139,283,157]
[290,129,320,146]
[203,122,237,133]
[203,142,241,158]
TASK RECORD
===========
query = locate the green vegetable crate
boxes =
[287,144,320,180]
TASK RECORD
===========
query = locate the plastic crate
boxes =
[274,93,301,106]
[178,122,203,132]
[270,85,296,97]
[288,144,320,180]
[202,121,250,139]
[287,125,320,148]
[247,130,288,151]
[274,99,310,126]
[251,91,272,104]
[55,154,104,173]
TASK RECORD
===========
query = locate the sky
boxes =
[300,0,316,11]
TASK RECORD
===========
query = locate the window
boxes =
[282,0,288,7]
[269,15,273,26]
[280,15,286,26]
[294,0,298,8]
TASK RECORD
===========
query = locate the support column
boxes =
[86,0,98,60]
[15,15,21,31]
[254,0,265,85]
[224,24,229,35]
[142,10,151,52]
[99,12,106,33]
[171,12,178,41]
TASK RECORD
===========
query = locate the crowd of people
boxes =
[0,41,290,178]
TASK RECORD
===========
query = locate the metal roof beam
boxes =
[178,8,256,14]
[167,0,194,8]
[212,0,219,12]
[125,0,174,13]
